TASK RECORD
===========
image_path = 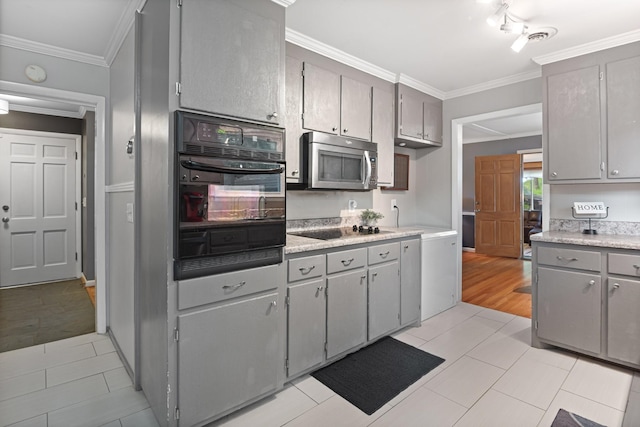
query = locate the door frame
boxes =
[0,80,107,334]
[0,128,82,285]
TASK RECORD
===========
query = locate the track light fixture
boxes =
[511,33,529,52]
[486,3,509,27]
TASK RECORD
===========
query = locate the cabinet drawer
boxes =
[368,242,400,265]
[537,246,601,272]
[178,264,280,310]
[608,253,640,277]
[327,248,367,274]
[288,254,326,282]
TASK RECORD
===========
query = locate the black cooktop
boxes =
[289,226,391,241]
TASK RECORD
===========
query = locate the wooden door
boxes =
[475,154,521,258]
[0,130,79,287]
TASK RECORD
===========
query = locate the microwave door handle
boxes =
[363,151,372,187]
[181,160,284,175]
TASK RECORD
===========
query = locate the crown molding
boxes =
[0,34,108,67]
[396,74,445,100]
[444,69,541,100]
[271,0,297,6]
[532,29,640,65]
[285,28,397,83]
[104,0,147,66]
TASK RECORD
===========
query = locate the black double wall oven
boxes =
[174,111,286,280]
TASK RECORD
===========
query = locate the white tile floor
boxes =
[0,302,633,427]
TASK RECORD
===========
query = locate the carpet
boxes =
[0,279,95,352]
[311,336,445,415]
[551,409,605,427]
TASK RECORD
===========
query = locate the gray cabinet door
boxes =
[546,65,602,180]
[606,55,640,179]
[326,269,367,358]
[607,277,640,365]
[179,0,284,124]
[287,279,326,377]
[423,97,443,144]
[537,267,601,354]
[285,55,304,181]
[400,239,421,325]
[372,86,394,186]
[368,262,400,340]
[177,292,280,427]
[340,75,371,140]
[399,90,423,140]
[302,62,340,134]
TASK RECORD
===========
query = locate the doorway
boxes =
[521,150,543,259]
[0,81,107,334]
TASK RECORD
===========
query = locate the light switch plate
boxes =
[126,203,134,223]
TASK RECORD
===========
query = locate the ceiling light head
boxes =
[0,99,8,115]
[500,17,527,34]
[487,3,509,27]
[511,33,529,52]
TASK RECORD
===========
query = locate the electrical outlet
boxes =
[391,199,397,210]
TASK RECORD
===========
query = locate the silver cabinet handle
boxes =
[551,172,558,177]
[379,251,390,258]
[372,272,378,279]
[192,174,200,181]
[360,275,366,284]
[343,128,348,133]
[611,170,619,176]
[404,245,409,250]
[633,264,640,270]
[612,283,620,290]
[299,265,315,275]
[268,112,278,119]
[557,256,578,262]
[588,280,596,286]
[341,258,354,266]
[332,127,338,132]
[1,217,8,223]
[270,300,277,310]
[222,281,246,290]
[291,170,299,176]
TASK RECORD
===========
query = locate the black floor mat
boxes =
[311,336,445,415]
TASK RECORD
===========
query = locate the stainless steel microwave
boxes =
[301,132,378,191]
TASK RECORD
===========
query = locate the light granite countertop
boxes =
[285,226,455,255]
[530,231,640,250]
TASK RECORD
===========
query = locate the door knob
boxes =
[2,205,8,212]
[2,217,9,223]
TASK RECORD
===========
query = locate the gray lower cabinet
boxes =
[179,0,284,124]
[400,239,421,325]
[368,262,400,340]
[177,292,280,427]
[536,267,602,354]
[533,241,640,370]
[607,277,640,365]
[326,268,368,358]
[286,279,326,377]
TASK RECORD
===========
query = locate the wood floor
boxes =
[462,251,532,318]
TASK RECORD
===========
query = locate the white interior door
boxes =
[0,129,80,287]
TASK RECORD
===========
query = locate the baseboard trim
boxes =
[462,247,476,252]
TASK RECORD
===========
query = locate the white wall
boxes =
[107,27,136,372]
[0,46,109,96]
[374,147,419,227]
[550,183,640,222]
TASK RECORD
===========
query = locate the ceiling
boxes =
[1,0,639,140]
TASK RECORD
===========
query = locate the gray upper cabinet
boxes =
[543,42,640,183]
[372,86,395,186]
[340,75,372,140]
[546,66,602,181]
[395,83,443,148]
[302,62,341,134]
[179,0,284,124]
[400,239,421,325]
[285,56,304,182]
[606,55,640,180]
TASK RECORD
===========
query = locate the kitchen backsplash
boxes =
[550,219,640,235]
[287,211,367,232]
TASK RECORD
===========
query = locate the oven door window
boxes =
[179,156,285,222]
